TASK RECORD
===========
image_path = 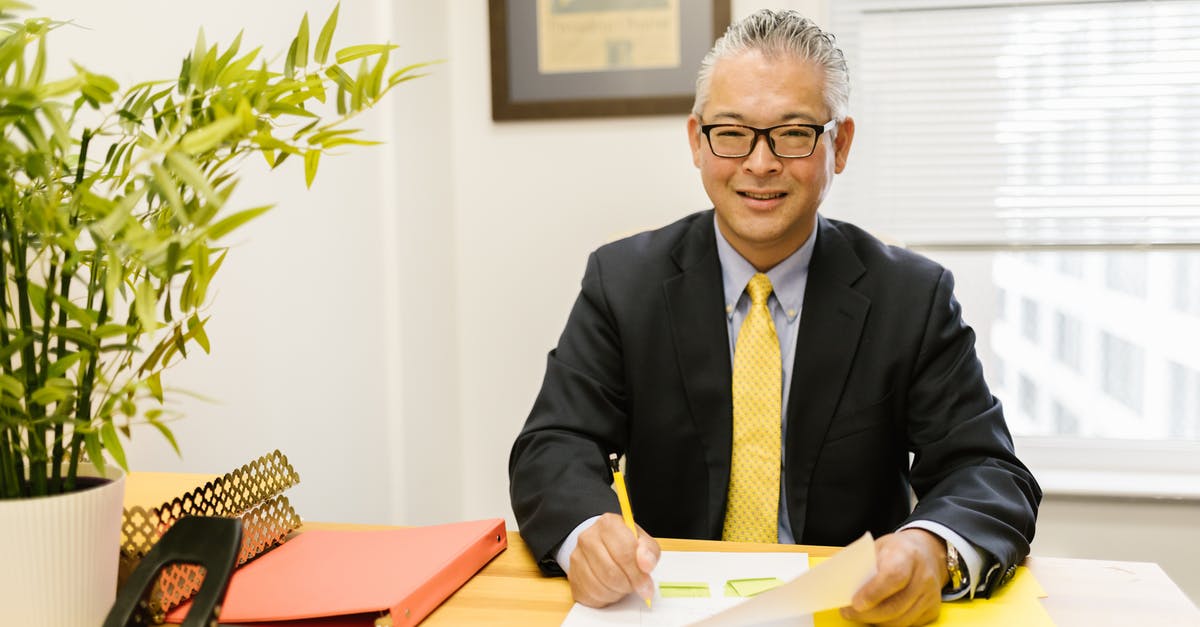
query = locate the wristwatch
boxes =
[945,542,968,594]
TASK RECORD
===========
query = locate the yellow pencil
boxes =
[609,453,652,608]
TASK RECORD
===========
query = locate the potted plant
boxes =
[0,1,428,623]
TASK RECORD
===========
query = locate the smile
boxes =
[739,191,785,200]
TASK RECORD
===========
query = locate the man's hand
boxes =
[567,513,661,608]
[840,528,949,627]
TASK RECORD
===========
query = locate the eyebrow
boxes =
[706,111,822,124]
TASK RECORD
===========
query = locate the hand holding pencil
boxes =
[563,454,661,609]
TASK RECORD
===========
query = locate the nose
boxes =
[743,134,782,175]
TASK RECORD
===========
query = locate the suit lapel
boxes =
[784,217,870,540]
[664,214,732,538]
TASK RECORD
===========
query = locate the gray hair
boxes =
[693,9,850,122]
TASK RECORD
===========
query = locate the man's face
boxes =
[688,50,854,271]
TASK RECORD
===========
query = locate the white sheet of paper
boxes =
[560,533,877,627]
[561,551,810,627]
[690,532,877,627]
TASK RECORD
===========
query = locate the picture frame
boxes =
[488,0,732,121]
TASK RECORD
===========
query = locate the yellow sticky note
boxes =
[724,577,784,597]
[659,582,711,598]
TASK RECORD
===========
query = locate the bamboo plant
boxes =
[0,1,428,498]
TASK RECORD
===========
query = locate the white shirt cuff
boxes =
[900,520,984,601]
[555,515,603,575]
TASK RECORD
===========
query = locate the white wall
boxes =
[40,0,1197,604]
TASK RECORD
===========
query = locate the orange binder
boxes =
[166,518,507,626]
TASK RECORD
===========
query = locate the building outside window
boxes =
[830,0,1200,452]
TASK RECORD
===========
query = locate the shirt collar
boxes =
[714,215,816,322]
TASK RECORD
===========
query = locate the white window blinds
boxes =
[829,0,1200,246]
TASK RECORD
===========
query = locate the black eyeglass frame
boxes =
[698,120,838,159]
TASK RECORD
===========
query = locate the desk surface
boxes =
[127,472,1200,626]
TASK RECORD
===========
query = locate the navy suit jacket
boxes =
[509,211,1040,593]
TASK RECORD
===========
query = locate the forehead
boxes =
[703,50,829,123]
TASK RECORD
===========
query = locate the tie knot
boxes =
[746,273,774,306]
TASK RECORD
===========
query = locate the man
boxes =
[509,9,1040,627]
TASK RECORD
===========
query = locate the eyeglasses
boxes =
[699,120,837,159]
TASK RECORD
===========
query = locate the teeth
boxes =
[744,192,782,200]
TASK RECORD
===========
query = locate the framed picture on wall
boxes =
[488,0,732,121]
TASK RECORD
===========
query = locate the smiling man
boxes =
[508,10,1040,627]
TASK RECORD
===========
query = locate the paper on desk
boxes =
[563,551,811,627]
[691,532,876,627]
[561,533,875,627]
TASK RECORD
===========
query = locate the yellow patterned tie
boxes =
[722,273,782,543]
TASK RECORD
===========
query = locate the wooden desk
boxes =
[127,473,1200,626]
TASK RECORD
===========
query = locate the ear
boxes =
[687,115,703,168]
[833,116,855,174]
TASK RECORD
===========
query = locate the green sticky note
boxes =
[724,577,784,597]
[659,582,711,598]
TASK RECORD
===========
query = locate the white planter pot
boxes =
[0,464,126,627]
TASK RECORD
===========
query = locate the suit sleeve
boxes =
[903,268,1042,595]
[509,252,629,574]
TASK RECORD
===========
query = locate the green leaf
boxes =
[165,151,221,210]
[189,28,207,90]
[214,30,244,73]
[366,50,388,100]
[146,415,180,456]
[138,339,169,375]
[49,291,100,327]
[265,100,320,118]
[217,46,263,85]
[0,336,30,363]
[293,13,310,71]
[147,371,163,403]
[335,43,397,64]
[351,59,368,110]
[151,162,187,224]
[306,73,326,103]
[187,314,211,353]
[50,326,98,349]
[314,3,339,65]
[31,378,74,405]
[388,60,439,87]
[36,75,84,98]
[205,204,272,240]
[317,136,379,149]
[0,373,24,398]
[179,114,242,154]
[134,279,159,334]
[46,351,89,379]
[84,431,106,477]
[284,38,297,80]
[303,150,319,188]
[93,323,134,339]
[100,422,128,471]
[30,30,46,85]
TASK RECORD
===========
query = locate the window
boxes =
[830,0,1200,495]
[831,0,1200,247]
[1020,297,1039,343]
[1053,400,1081,436]
[1018,373,1040,425]
[1104,253,1147,298]
[1053,311,1081,372]
[1101,331,1143,412]
[1169,362,1200,439]
[1173,253,1200,316]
